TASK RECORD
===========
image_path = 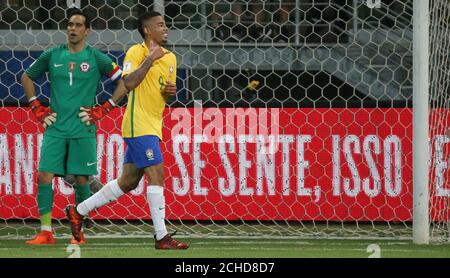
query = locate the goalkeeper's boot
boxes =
[65,205,84,242]
[70,231,86,245]
[25,230,56,245]
[155,231,189,250]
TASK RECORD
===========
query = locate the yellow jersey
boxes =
[121,42,177,139]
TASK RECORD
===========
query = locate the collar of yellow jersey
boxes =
[141,41,168,55]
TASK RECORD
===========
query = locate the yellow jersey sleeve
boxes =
[168,53,177,85]
[122,44,146,77]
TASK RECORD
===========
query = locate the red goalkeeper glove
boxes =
[29,97,57,128]
[78,99,116,126]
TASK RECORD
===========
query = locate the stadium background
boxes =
[1,0,450,258]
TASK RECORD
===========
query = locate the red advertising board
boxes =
[0,107,449,221]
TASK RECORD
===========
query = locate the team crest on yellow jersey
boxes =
[146,149,154,160]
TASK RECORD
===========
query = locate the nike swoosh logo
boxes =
[54,64,63,67]
[86,162,96,166]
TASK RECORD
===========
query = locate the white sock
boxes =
[77,179,124,216]
[147,185,168,240]
[41,226,52,232]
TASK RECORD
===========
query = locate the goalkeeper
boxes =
[21,9,127,245]
[66,11,189,250]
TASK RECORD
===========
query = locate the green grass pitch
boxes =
[1,237,450,258]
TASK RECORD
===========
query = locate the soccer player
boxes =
[21,9,127,245]
[66,11,189,250]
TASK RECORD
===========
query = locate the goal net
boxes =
[429,0,450,240]
[0,0,448,241]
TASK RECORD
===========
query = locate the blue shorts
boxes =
[124,135,163,169]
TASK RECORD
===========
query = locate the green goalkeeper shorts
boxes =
[38,134,98,176]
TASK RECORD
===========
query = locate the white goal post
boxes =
[412,0,429,245]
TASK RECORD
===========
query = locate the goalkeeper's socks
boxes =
[147,185,168,241]
[37,183,54,229]
[76,179,124,216]
[74,184,91,205]
[40,215,52,232]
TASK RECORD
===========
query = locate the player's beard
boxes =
[69,34,86,47]
[153,36,167,46]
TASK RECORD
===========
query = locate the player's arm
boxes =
[21,50,57,128]
[123,41,166,91]
[109,79,128,105]
[21,72,39,102]
[79,53,128,126]
[161,54,177,100]
[161,80,176,100]
[78,78,128,126]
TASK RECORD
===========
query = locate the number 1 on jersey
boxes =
[69,72,73,86]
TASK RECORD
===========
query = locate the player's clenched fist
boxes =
[148,40,167,62]
[29,98,57,128]
[78,99,116,126]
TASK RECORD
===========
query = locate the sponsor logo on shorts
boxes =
[146,149,154,160]
[86,162,96,166]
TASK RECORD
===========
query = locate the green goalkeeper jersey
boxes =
[26,45,121,138]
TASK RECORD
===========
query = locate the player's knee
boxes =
[155,167,164,181]
[118,177,139,193]
[74,175,89,185]
[155,172,164,186]
[146,165,164,186]
[37,172,53,184]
